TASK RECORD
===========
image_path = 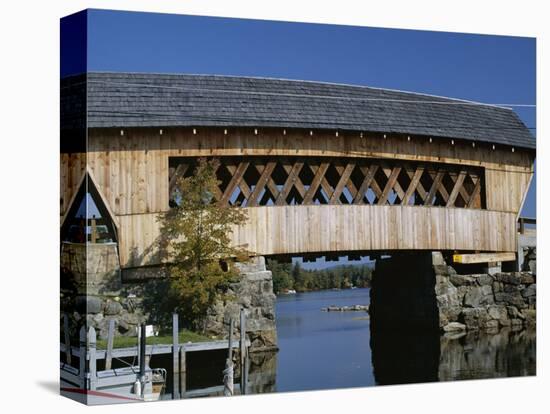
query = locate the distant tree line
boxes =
[267,259,373,294]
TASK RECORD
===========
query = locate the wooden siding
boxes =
[60,152,86,216]
[485,168,534,214]
[83,128,534,217]
[118,206,517,268]
[59,127,534,268]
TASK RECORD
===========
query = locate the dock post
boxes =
[223,318,234,396]
[240,309,247,395]
[88,327,97,390]
[180,347,187,397]
[139,324,146,380]
[172,313,180,399]
[137,324,141,368]
[79,325,86,389]
[105,319,115,370]
[63,313,71,365]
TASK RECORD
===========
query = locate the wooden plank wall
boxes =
[85,128,534,217]
[58,127,534,268]
[60,152,86,216]
[118,206,517,268]
[485,168,533,213]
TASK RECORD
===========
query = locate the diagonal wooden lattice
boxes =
[169,157,484,209]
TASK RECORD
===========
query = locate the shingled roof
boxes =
[61,72,535,150]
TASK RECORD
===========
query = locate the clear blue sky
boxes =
[68,9,537,268]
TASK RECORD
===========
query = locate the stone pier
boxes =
[369,251,536,334]
[204,256,278,351]
[369,252,439,332]
[435,252,536,333]
[369,250,536,384]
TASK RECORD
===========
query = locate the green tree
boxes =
[158,158,248,328]
[267,259,294,293]
[292,261,307,292]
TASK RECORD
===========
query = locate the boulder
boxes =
[117,318,130,333]
[487,305,509,326]
[460,308,489,330]
[523,309,536,327]
[439,312,449,328]
[475,274,494,286]
[527,260,536,275]
[443,322,466,332]
[495,291,527,308]
[492,281,504,293]
[519,273,535,284]
[437,291,460,308]
[92,313,104,324]
[104,300,123,316]
[433,264,450,276]
[521,284,536,298]
[76,295,102,314]
[463,286,494,307]
[493,272,521,285]
[506,306,525,320]
[235,256,267,274]
[431,252,446,266]
[435,278,456,296]
[119,311,144,326]
[450,274,476,286]
[463,287,483,307]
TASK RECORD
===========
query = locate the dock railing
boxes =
[60,310,251,399]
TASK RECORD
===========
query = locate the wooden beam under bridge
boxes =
[452,252,516,264]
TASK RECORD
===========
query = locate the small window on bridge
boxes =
[61,174,118,244]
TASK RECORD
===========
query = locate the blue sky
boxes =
[66,9,537,268]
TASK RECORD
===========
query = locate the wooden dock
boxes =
[60,311,251,401]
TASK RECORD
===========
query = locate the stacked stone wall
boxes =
[203,257,278,350]
[434,252,536,333]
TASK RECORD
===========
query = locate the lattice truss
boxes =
[169,157,484,209]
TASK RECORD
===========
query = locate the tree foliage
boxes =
[268,259,373,294]
[158,158,248,327]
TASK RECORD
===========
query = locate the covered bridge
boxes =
[61,72,535,278]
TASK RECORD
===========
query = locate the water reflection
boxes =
[370,327,536,385]
[274,289,535,392]
[438,328,536,381]
[151,289,535,398]
[370,330,440,385]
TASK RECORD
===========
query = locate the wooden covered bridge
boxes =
[61,72,535,275]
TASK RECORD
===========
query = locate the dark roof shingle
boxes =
[61,72,536,150]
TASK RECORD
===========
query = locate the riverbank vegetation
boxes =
[96,329,211,350]
[267,260,373,294]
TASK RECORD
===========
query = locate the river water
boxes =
[154,287,535,398]
[274,288,536,392]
